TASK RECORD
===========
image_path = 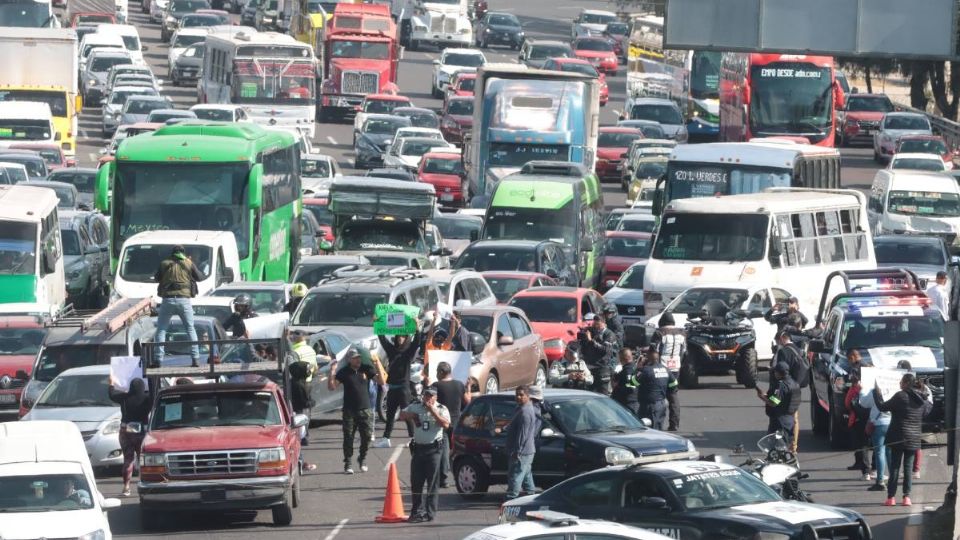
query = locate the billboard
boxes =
[664,0,959,59]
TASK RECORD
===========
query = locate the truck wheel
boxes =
[678,355,699,389]
[736,347,758,389]
[454,457,489,499]
[140,506,163,530]
[810,386,828,436]
[271,496,294,526]
[291,468,301,508]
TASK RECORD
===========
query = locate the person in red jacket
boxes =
[844,370,871,479]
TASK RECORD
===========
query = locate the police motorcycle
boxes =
[680,299,759,389]
[736,432,812,502]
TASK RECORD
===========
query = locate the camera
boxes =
[576,326,591,341]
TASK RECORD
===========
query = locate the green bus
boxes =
[480,162,605,289]
[95,122,302,281]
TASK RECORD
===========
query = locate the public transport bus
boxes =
[94,122,302,281]
[200,30,317,138]
[625,14,722,139]
[480,162,605,289]
[719,53,845,147]
[643,188,876,320]
[654,141,841,213]
[0,184,64,313]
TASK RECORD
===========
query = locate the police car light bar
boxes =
[525,510,580,526]
[842,296,931,309]
[617,449,700,467]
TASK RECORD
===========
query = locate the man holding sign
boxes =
[375,304,429,448]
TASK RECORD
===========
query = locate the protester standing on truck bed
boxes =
[153,245,202,367]
[108,376,150,497]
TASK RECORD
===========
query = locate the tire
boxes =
[291,468,301,508]
[810,386,828,436]
[678,355,699,389]
[318,105,329,123]
[736,347,758,389]
[271,492,294,525]
[534,363,547,388]
[140,506,163,530]
[484,372,499,394]
[828,394,850,450]
[454,457,489,498]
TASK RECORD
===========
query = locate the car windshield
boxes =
[841,316,943,350]
[631,104,682,124]
[635,160,667,179]
[605,22,628,34]
[549,396,643,433]
[397,110,439,128]
[125,99,169,115]
[402,140,444,156]
[90,56,130,72]
[847,96,894,112]
[0,220,36,275]
[530,44,572,60]
[458,248,542,272]
[0,120,51,142]
[170,0,209,12]
[120,244,212,282]
[458,314,492,341]
[364,100,406,114]
[557,63,598,77]
[456,78,476,91]
[484,205,576,247]
[653,213,768,262]
[181,14,219,25]
[422,157,462,175]
[581,13,615,24]
[875,240,945,266]
[614,264,645,289]
[148,111,194,123]
[617,217,656,234]
[110,88,155,104]
[173,34,206,47]
[433,215,481,239]
[444,53,484,67]
[575,39,612,51]
[509,296,577,323]
[605,236,651,258]
[899,139,948,155]
[36,373,115,408]
[485,277,531,303]
[209,288,285,313]
[152,390,281,428]
[447,100,473,116]
[364,118,404,134]
[294,292,388,325]
[44,186,76,209]
[599,131,640,147]
[667,288,749,315]
[301,159,332,178]
[60,229,80,256]
[3,165,27,182]
[665,467,779,511]
[0,473,94,512]
[890,158,945,171]
[885,116,929,130]
[0,327,45,355]
[35,345,122,382]
[488,14,519,27]
[192,108,232,121]
[888,191,960,217]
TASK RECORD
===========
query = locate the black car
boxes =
[500,460,871,539]
[455,240,576,286]
[393,106,440,129]
[365,168,417,182]
[451,389,696,498]
[354,114,411,169]
[476,11,524,50]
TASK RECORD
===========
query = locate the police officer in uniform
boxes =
[612,348,640,416]
[548,342,594,389]
[399,387,450,523]
[636,348,677,430]
[757,362,801,440]
[603,304,625,345]
[764,296,809,333]
[578,313,619,395]
[768,327,808,453]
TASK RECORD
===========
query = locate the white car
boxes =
[887,152,948,172]
[873,112,933,162]
[432,48,486,98]
[168,28,209,72]
[301,153,341,196]
[420,269,498,305]
[622,97,688,142]
[571,8,618,39]
[644,282,795,361]
[469,510,672,540]
[384,136,455,172]
[189,104,251,122]
[390,126,445,150]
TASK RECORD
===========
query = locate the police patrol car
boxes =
[809,291,945,448]
[499,461,870,540]
[466,510,674,540]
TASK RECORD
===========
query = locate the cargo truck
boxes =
[66,0,123,24]
[393,0,472,50]
[0,28,82,156]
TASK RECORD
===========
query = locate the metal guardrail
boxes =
[893,100,960,151]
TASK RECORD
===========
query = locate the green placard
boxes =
[373,303,421,336]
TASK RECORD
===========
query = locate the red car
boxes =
[439,95,474,144]
[507,286,608,362]
[838,93,895,147]
[0,317,45,418]
[571,37,618,74]
[445,72,476,101]
[481,271,558,304]
[603,231,652,288]
[541,57,609,105]
[9,143,76,171]
[596,127,643,181]
[418,151,465,207]
[303,197,334,243]
[70,11,116,26]
[896,134,955,170]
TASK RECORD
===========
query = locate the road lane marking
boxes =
[326,136,338,145]
[88,153,97,163]
[384,446,403,470]
[322,518,349,540]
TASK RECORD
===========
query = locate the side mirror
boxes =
[639,496,669,510]
[101,497,122,510]
[640,417,652,427]
[540,427,561,438]
[42,250,56,274]
[470,331,485,355]
[497,335,514,347]
[605,279,615,289]
[15,369,28,380]
[292,413,309,428]
[469,230,479,241]
[247,163,263,209]
[808,339,826,353]
[222,267,235,283]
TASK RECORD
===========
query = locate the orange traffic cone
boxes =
[375,462,408,523]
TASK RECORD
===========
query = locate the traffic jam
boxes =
[0,0,955,539]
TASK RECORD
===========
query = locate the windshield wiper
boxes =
[576,427,627,434]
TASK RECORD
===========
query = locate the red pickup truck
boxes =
[137,379,306,528]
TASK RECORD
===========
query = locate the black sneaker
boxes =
[407,514,426,523]
[847,464,863,471]
[867,483,886,491]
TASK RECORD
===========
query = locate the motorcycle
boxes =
[680,301,759,389]
[737,433,812,502]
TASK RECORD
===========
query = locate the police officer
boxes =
[769,327,808,453]
[603,304,625,345]
[578,313,619,395]
[612,348,639,416]
[399,387,450,523]
[548,342,594,389]
[650,312,685,431]
[757,362,800,440]
[765,296,809,333]
[636,349,677,430]
[283,283,308,315]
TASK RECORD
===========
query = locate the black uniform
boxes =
[768,343,808,388]
[579,327,619,395]
[766,375,800,437]
[764,307,809,333]
[612,362,639,416]
[283,297,302,315]
[224,309,258,338]
[636,361,677,430]
[378,333,424,439]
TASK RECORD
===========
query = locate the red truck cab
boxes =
[137,379,307,528]
[0,316,46,417]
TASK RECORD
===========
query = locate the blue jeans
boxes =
[872,423,890,482]
[155,298,199,364]
[505,453,535,499]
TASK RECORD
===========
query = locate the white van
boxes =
[0,184,65,313]
[867,170,960,245]
[78,33,126,72]
[0,102,56,146]
[113,230,240,302]
[95,24,145,66]
[0,420,121,539]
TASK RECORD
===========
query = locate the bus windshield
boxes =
[232,69,314,105]
[887,191,960,217]
[667,163,791,201]
[750,62,833,135]
[330,40,390,59]
[0,120,50,141]
[0,90,67,117]
[653,213,768,262]
[113,162,251,259]
[484,205,576,247]
[0,220,36,275]
[0,0,51,27]
[689,51,721,100]
[487,143,569,167]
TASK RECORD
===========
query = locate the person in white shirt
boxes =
[925,271,950,319]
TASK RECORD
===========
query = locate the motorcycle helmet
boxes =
[291,282,308,298]
[234,293,253,309]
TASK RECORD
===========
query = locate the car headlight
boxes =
[605,446,634,465]
[299,247,312,256]
[88,79,97,86]
[141,453,166,467]
[79,529,106,540]
[484,27,491,33]
[257,446,287,470]
[101,419,121,435]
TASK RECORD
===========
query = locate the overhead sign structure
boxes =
[664,0,959,60]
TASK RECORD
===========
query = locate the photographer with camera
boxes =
[765,296,808,333]
[578,313,619,395]
[548,341,594,389]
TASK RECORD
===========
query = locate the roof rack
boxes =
[46,297,152,334]
[815,268,923,325]
[325,265,425,282]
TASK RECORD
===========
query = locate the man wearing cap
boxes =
[636,348,677,429]
[328,347,385,474]
[504,385,541,500]
[603,303,625,345]
[153,245,203,367]
[578,313,619,395]
[765,296,809,333]
[757,362,800,440]
[399,386,450,523]
[925,271,950,319]
[548,341,593,389]
[769,328,807,453]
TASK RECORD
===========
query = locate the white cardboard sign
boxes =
[426,350,472,383]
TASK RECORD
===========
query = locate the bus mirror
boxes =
[95,161,113,213]
[742,82,751,106]
[222,268,235,284]
[652,189,663,215]
[834,81,845,109]
[248,164,263,209]
[75,94,83,113]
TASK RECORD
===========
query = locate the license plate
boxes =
[201,489,226,502]
[0,394,15,404]
[864,129,875,135]
[718,354,727,360]
[440,194,454,201]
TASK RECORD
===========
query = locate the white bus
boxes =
[0,184,65,314]
[200,29,317,137]
[643,188,876,321]
[655,141,841,212]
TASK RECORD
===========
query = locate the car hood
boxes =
[603,287,643,306]
[845,111,885,122]
[882,128,932,139]
[598,147,628,160]
[440,65,478,77]
[579,428,691,455]
[604,256,641,273]
[22,406,119,429]
[861,346,943,370]
[0,354,35,377]
[529,321,579,343]
[143,425,289,452]
[575,50,613,59]
[657,123,684,137]
[360,132,393,146]
[698,501,863,533]
[642,261,756,296]
[489,24,521,34]
[419,172,460,187]
[0,508,109,539]
[447,114,472,126]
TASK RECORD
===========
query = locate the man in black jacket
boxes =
[376,329,425,448]
[769,327,808,453]
[764,296,809,332]
[603,304,625,345]
[757,363,800,440]
[874,373,933,507]
[578,313,619,395]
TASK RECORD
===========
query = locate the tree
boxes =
[836,57,899,94]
